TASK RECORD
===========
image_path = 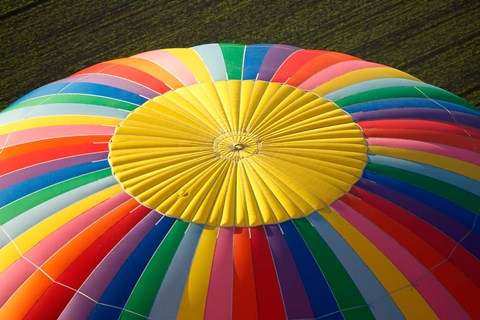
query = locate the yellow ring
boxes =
[109,80,367,227]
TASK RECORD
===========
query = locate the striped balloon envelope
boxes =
[0,43,479,320]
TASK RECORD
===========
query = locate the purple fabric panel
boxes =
[449,111,480,129]
[59,211,160,319]
[351,108,480,129]
[356,178,470,243]
[264,224,314,319]
[257,45,299,81]
[0,152,108,188]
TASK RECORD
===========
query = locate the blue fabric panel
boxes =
[193,43,227,81]
[0,160,109,207]
[368,155,480,196]
[361,171,476,230]
[325,78,433,101]
[357,176,480,259]
[149,223,203,319]
[280,220,342,319]
[307,213,404,320]
[343,97,479,116]
[243,44,272,80]
[89,216,176,319]
[9,82,147,108]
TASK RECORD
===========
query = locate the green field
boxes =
[1,0,479,109]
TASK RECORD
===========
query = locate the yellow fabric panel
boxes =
[369,145,480,181]
[318,208,438,319]
[130,159,218,212]
[238,80,256,133]
[311,67,419,96]
[186,82,232,131]
[159,161,228,221]
[109,152,211,178]
[254,87,318,133]
[176,162,231,224]
[267,137,368,149]
[122,102,215,137]
[208,81,235,131]
[267,124,364,142]
[241,160,290,225]
[252,83,297,125]
[241,81,269,131]
[235,161,265,227]
[263,155,366,182]
[163,48,213,83]
[0,116,120,135]
[0,185,122,274]
[189,163,231,225]
[0,242,21,275]
[252,156,333,210]
[159,88,220,131]
[214,81,235,131]
[247,157,316,217]
[236,163,252,226]
[247,82,285,130]
[218,163,237,226]
[109,80,367,227]
[138,98,218,136]
[227,80,241,131]
[256,98,335,137]
[261,149,367,179]
[264,113,360,139]
[177,226,218,319]
[109,128,211,146]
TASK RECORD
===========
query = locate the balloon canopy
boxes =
[0,43,479,320]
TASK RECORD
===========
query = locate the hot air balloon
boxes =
[0,43,478,320]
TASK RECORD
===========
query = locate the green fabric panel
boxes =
[219,43,245,80]
[366,162,479,213]
[293,218,375,320]
[335,86,476,110]
[0,169,112,224]
[6,94,138,111]
[120,220,189,319]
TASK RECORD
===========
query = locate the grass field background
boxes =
[1,0,479,110]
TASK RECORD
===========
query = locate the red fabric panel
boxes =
[271,50,327,83]
[250,227,286,320]
[347,187,480,318]
[350,186,480,286]
[1,135,110,159]
[359,120,479,151]
[24,204,150,319]
[0,143,108,175]
[285,53,360,87]
[233,228,258,320]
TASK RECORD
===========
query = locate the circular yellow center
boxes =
[213,131,261,161]
[109,80,367,227]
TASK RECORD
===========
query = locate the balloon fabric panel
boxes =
[0,43,479,320]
